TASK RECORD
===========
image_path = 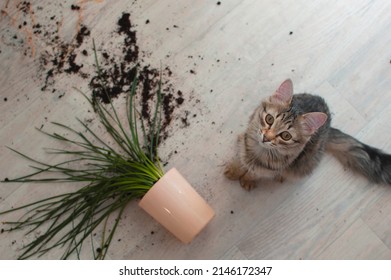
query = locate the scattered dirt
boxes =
[2,2,193,144]
[71,5,80,11]
[17,1,31,14]
[1,1,206,169]
[88,12,186,138]
[39,23,91,91]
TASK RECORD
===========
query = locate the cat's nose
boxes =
[262,135,271,143]
[262,130,275,142]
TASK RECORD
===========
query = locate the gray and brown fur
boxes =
[224,79,391,190]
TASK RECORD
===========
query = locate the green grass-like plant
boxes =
[0,41,164,259]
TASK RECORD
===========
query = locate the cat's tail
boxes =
[326,127,391,184]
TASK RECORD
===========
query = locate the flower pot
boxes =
[139,168,215,244]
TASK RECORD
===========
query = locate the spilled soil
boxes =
[88,12,184,136]
[3,2,190,142]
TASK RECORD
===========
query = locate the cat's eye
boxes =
[280,131,292,141]
[265,114,274,125]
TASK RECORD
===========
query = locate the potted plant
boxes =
[0,43,214,259]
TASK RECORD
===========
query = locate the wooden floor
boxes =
[1,0,391,260]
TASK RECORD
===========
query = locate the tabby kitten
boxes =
[224,79,391,190]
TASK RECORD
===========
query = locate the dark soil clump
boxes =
[76,26,91,47]
[71,5,80,11]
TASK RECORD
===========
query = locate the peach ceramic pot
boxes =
[139,168,215,244]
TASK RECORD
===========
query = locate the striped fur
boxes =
[224,79,391,190]
[326,128,391,184]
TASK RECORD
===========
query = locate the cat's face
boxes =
[256,102,302,149]
[248,79,327,151]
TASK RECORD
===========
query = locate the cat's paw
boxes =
[240,178,256,191]
[224,162,241,180]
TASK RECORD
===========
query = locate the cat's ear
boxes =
[300,112,328,135]
[271,79,293,104]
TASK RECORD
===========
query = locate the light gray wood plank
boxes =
[361,191,391,251]
[316,218,391,259]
